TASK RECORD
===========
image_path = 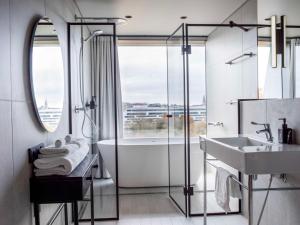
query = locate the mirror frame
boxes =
[28,16,65,132]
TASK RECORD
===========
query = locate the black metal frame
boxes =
[29,146,96,225]
[182,22,300,217]
[168,21,267,217]
[184,22,245,217]
[166,24,188,216]
[67,22,119,222]
[29,16,66,133]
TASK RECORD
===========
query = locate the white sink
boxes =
[200,135,300,175]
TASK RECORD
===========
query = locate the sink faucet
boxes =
[251,121,273,142]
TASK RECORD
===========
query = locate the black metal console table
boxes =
[28,143,97,225]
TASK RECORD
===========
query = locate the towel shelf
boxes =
[28,144,97,225]
[201,138,300,225]
[206,160,248,190]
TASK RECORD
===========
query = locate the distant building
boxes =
[123,103,206,123]
[38,100,62,128]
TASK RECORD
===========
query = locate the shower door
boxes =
[167,24,188,215]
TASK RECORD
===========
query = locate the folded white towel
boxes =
[215,167,242,213]
[65,135,72,144]
[34,143,89,176]
[34,166,69,176]
[38,152,68,159]
[39,143,78,155]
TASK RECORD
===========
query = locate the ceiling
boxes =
[75,0,247,36]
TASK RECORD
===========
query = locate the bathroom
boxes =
[1,0,300,224]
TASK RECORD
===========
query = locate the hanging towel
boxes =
[215,167,242,213]
[229,174,242,199]
[34,143,89,176]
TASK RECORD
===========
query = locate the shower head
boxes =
[106,18,127,25]
[75,15,128,25]
[84,30,103,42]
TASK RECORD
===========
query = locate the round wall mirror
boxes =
[30,18,64,132]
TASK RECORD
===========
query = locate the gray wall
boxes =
[240,99,300,225]
[0,0,92,224]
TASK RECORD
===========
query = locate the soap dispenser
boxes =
[278,118,293,144]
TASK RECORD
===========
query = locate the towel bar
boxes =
[206,160,248,190]
[202,141,300,225]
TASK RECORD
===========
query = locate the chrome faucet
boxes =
[251,121,273,142]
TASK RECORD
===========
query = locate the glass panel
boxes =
[167,25,187,214]
[69,24,119,220]
[186,44,207,215]
[188,22,241,215]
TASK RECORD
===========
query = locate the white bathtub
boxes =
[97,138,203,188]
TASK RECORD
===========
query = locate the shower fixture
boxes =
[84,30,103,42]
[229,21,249,32]
[75,15,127,25]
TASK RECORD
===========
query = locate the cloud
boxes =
[119,45,206,105]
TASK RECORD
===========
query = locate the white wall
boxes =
[206,0,258,137]
[258,0,300,25]
[0,0,92,224]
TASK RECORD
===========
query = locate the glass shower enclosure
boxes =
[167,23,240,216]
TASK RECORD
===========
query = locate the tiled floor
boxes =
[83,179,247,225]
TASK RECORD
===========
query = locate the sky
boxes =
[32,46,64,109]
[118,45,206,105]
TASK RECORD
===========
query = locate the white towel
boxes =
[38,152,68,159]
[39,143,78,155]
[215,167,242,213]
[34,143,89,176]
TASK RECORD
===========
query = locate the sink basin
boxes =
[200,135,300,175]
[213,136,267,148]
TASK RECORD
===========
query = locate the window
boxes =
[257,43,271,98]
[187,45,206,137]
[118,44,206,138]
[295,44,300,97]
[119,45,168,138]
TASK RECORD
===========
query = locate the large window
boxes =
[295,44,300,97]
[258,45,271,98]
[118,44,206,138]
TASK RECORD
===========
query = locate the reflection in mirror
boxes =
[30,18,64,132]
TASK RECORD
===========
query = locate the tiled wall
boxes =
[240,99,300,225]
[0,0,92,224]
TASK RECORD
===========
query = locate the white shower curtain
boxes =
[92,36,123,140]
